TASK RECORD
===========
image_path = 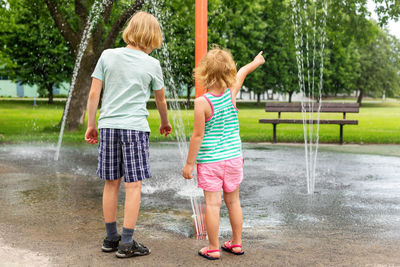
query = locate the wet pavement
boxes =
[0,143,399,266]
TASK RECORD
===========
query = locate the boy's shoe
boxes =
[115,240,151,258]
[101,235,121,252]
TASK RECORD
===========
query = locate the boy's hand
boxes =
[182,163,194,179]
[160,122,172,137]
[253,51,265,66]
[85,127,98,144]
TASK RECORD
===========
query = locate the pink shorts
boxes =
[197,157,244,192]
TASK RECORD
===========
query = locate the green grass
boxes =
[0,100,399,144]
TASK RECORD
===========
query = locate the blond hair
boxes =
[194,47,237,90]
[122,11,162,50]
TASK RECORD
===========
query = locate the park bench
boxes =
[259,103,359,144]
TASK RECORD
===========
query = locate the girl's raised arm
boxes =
[232,51,265,97]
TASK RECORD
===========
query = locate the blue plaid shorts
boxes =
[97,128,151,183]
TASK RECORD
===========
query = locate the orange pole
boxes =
[195,0,207,98]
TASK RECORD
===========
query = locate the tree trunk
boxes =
[66,52,97,130]
[266,90,274,100]
[288,91,293,103]
[47,84,54,104]
[357,89,363,106]
[256,92,261,105]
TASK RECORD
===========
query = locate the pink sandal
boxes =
[221,241,244,255]
[198,247,220,260]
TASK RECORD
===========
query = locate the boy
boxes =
[85,11,171,258]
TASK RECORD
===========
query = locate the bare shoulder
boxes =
[194,96,212,118]
[194,96,209,108]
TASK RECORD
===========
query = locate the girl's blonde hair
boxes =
[194,47,237,90]
[122,11,162,50]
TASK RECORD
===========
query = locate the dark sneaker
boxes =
[115,240,151,258]
[101,235,121,252]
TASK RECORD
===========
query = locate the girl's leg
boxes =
[103,178,122,223]
[200,190,222,258]
[123,180,142,229]
[223,187,243,253]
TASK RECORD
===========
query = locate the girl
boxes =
[182,48,265,260]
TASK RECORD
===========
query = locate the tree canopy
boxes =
[0,0,73,103]
[0,0,399,121]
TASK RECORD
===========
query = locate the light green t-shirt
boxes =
[91,47,164,132]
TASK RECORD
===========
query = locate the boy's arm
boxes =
[85,78,102,144]
[231,51,265,97]
[182,97,208,179]
[154,88,172,137]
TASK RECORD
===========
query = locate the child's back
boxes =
[196,88,241,163]
[93,47,163,132]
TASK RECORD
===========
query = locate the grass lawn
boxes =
[0,100,399,144]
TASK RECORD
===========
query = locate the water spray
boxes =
[54,0,112,161]
[149,0,207,240]
[291,0,328,194]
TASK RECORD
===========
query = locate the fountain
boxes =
[291,0,328,194]
[54,0,112,161]
[148,0,208,240]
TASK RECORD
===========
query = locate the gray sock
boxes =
[121,227,135,244]
[105,222,119,240]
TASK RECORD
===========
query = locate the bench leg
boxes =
[273,124,277,143]
[339,125,343,145]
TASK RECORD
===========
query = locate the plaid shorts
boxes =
[97,128,151,183]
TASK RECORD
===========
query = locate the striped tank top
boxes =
[196,88,242,164]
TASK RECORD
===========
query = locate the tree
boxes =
[356,27,400,104]
[256,0,299,103]
[0,0,73,103]
[44,0,145,130]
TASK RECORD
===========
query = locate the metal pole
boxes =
[195,0,207,98]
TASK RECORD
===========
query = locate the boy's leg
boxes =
[200,190,222,258]
[115,130,150,257]
[116,180,150,258]
[121,180,142,244]
[101,178,122,252]
[97,128,123,238]
[223,187,243,253]
[103,178,122,224]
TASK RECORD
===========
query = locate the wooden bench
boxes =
[259,103,359,144]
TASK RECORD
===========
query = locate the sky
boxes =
[367,0,400,38]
